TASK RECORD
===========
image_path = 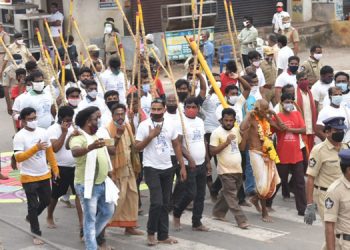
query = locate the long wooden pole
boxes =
[190,0,203,96]
[114,0,136,42]
[137,0,156,98]
[44,19,63,70]
[191,0,197,40]
[58,30,77,82]
[72,18,106,93]
[185,36,228,108]
[0,37,18,68]
[131,13,140,113]
[64,0,74,63]
[229,1,245,72]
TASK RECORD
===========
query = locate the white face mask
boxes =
[251,86,259,95]
[16,39,24,45]
[216,81,222,89]
[252,61,260,67]
[68,98,81,107]
[87,90,98,99]
[26,120,38,130]
[283,23,291,29]
[26,86,32,92]
[104,24,113,34]
[243,21,249,27]
[313,53,322,61]
[32,81,45,92]
[227,95,239,105]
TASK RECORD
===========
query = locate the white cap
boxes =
[145,34,154,43]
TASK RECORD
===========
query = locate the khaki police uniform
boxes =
[104,32,120,64]
[300,57,323,85]
[306,138,345,220]
[83,58,105,73]
[284,27,300,50]
[261,59,277,105]
[0,31,10,55]
[324,176,350,250]
[2,63,25,98]
[4,43,33,63]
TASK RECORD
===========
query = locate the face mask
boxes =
[331,131,345,142]
[298,79,309,91]
[15,59,22,65]
[97,118,102,128]
[283,103,294,112]
[16,39,24,45]
[276,7,283,12]
[111,68,120,75]
[283,23,291,29]
[313,53,322,61]
[185,108,198,119]
[336,82,349,93]
[289,65,299,74]
[166,105,177,114]
[142,84,150,93]
[32,81,45,92]
[178,92,188,102]
[26,120,38,130]
[252,61,260,67]
[250,86,259,95]
[216,81,222,89]
[91,51,100,58]
[104,25,112,34]
[265,57,273,63]
[331,95,343,106]
[90,124,98,134]
[243,21,249,27]
[323,78,333,84]
[68,98,81,107]
[227,96,239,105]
[26,86,32,92]
[106,100,119,111]
[151,113,164,120]
[87,90,98,99]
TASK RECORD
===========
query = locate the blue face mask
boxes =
[336,82,348,93]
[142,84,150,93]
[331,95,343,106]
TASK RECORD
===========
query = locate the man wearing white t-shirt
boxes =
[275,56,299,103]
[173,97,210,232]
[47,3,63,45]
[100,57,127,104]
[272,2,290,34]
[13,107,59,245]
[20,71,54,129]
[316,87,347,141]
[311,65,335,113]
[46,106,83,232]
[276,35,294,75]
[135,98,186,246]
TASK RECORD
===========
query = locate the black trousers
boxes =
[170,155,185,210]
[144,166,175,241]
[173,163,207,227]
[22,179,51,236]
[137,152,144,208]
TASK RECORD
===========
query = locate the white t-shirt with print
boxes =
[47,123,75,167]
[141,94,152,118]
[183,116,206,165]
[13,127,51,176]
[136,118,178,170]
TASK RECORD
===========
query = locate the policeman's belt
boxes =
[336,234,350,241]
[106,51,117,55]
[314,185,327,191]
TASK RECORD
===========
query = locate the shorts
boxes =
[51,166,76,199]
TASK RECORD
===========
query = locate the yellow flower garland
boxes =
[255,115,280,164]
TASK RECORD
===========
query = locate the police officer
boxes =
[324,149,350,250]
[300,45,323,86]
[260,46,277,106]
[103,18,121,65]
[304,116,348,226]
[83,44,105,73]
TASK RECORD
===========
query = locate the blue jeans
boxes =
[244,150,256,196]
[75,183,115,250]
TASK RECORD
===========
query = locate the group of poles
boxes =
[0,0,243,149]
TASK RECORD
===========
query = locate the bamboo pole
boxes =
[35,28,59,110]
[72,18,106,93]
[58,30,77,82]
[185,36,228,108]
[114,0,136,42]
[229,1,245,72]
[137,0,156,98]
[190,0,203,96]
[130,13,140,113]
[0,37,18,68]
[191,0,197,40]
[44,19,63,70]
[64,1,74,63]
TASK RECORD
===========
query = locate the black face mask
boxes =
[177,92,188,102]
[166,105,177,114]
[332,131,345,142]
[151,113,164,120]
[106,100,119,111]
[323,78,333,84]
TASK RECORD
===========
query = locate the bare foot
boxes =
[262,215,273,223]
[147,235,158,246]
[125,227,144,235]
[158,237,178,245]
[249,196,261,212]
[238,222,249,229]
[192,224,210,232]
[33,237,44,245]
[0,173,8,180]
[173,216,182,231]
[46,218,57,229]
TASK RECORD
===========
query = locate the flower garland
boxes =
[254,115,280,163]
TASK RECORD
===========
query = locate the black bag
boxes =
[0,85,4,99]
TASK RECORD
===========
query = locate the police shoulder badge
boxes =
[325,197,334,209]
[300,66,305,72]
[309,158,316,168]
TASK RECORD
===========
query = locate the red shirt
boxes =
[272,111,305,164]
[220,72,237,94]
[155,78,165,96]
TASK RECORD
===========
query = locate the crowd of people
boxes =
[1,1,350,250]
